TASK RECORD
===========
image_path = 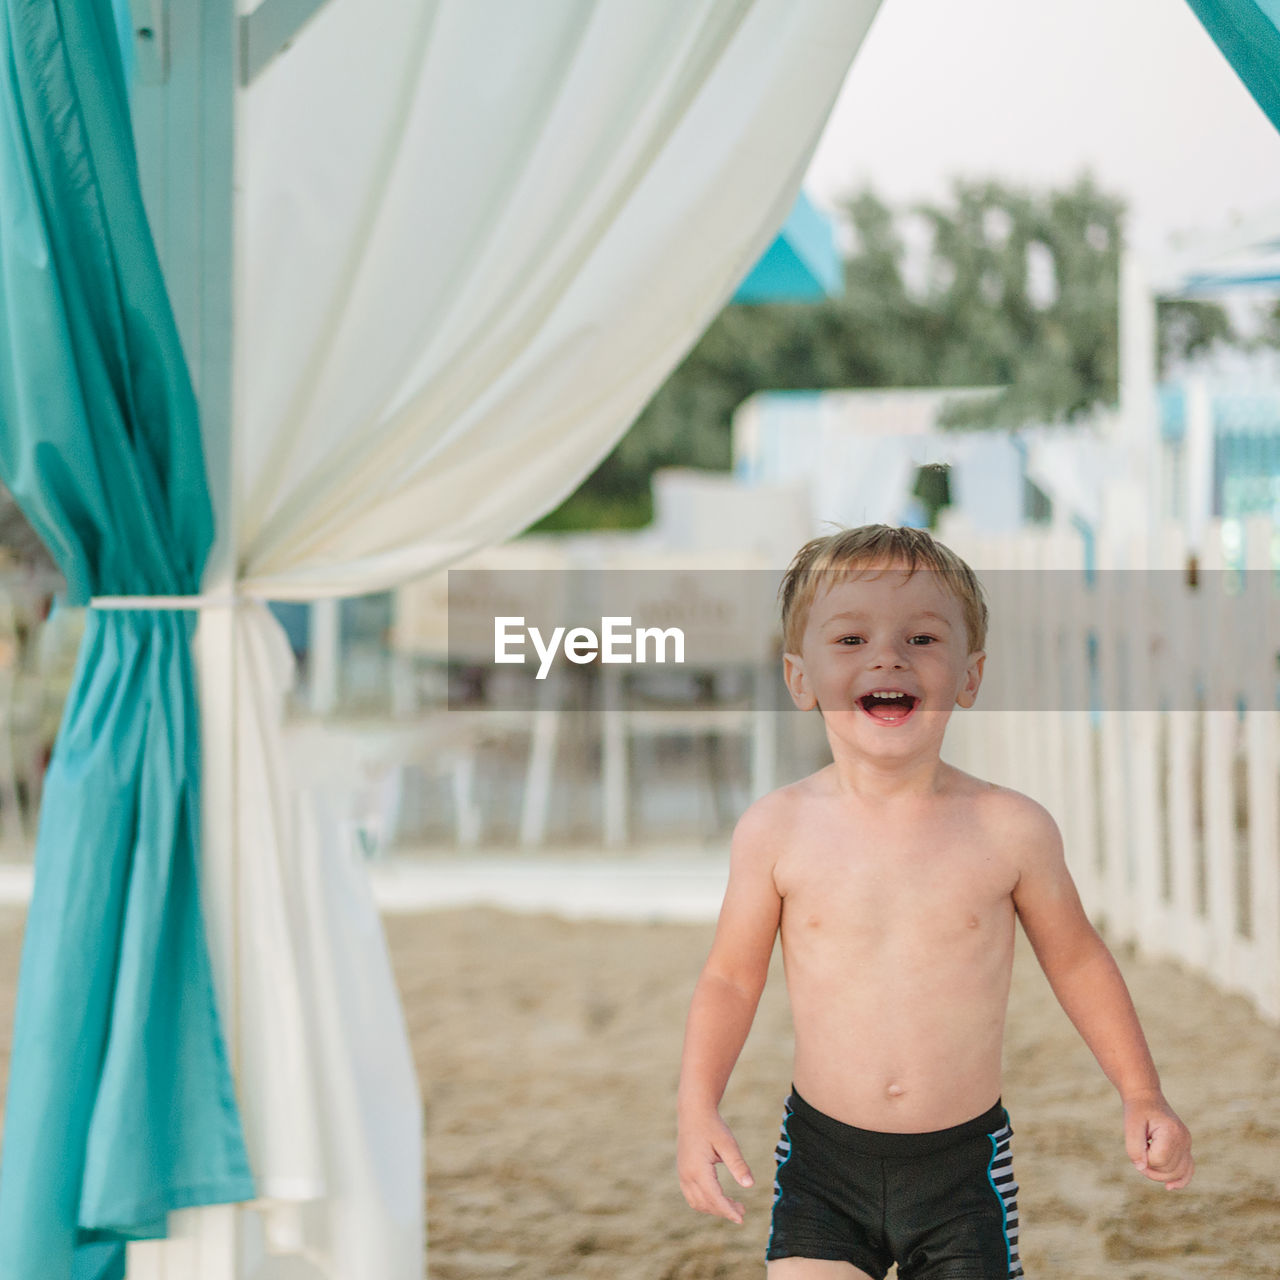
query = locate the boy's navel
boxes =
[886,1083,905,1098]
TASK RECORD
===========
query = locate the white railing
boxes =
[936,513,1280,1023]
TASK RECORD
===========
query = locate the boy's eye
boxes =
[835,635,938,646]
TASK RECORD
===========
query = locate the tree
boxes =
[535,174,1147,532]
[1156,298,1237,373]
[1256,296,1280,353]
[918,176,1125,429]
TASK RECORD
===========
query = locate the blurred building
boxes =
[1159,382,1280,527]
[731,387,1064,535]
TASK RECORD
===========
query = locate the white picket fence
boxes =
[936,513,1280,1023]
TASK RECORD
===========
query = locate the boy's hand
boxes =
[677,1110,755,1225]
[1123,1093,1194,1190]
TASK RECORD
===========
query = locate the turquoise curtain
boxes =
[0,3,253,1278]
[1186,0,1280,132]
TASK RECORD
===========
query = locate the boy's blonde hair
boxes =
[779,524,988,654]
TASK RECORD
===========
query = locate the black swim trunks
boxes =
[767,1088,1023,1279]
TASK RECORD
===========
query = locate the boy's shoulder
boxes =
[966,777,1065,866]
[729,772,828,856]
[928,765,1039,810]
[734,774,811,827]
[973,778,1058,828]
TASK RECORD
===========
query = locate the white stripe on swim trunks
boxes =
[988,1123,1022,1278]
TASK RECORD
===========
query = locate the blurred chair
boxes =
[649,468,813,562]
[386,540,571,847]
[595,548,782,846]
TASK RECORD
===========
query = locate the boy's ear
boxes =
[783,652,817,711]
[955,650,985,709]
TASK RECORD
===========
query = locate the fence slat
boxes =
[1243,517,1280,1017]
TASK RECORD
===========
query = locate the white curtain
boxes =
[164,2,883,1276]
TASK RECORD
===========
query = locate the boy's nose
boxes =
[867,648,908,669]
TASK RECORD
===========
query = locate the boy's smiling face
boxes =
[783,561,985,759]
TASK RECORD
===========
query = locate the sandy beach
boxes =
[386,907,1279,1279]
[0,901,1277,1277]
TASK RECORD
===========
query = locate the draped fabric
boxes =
[232,0,882,598]
[195,2,883,1275]
[0,3,252,1278]
[1185,0,1280,131]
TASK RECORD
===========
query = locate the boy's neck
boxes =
[825,753,952,806]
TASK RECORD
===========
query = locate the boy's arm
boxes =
[1009,796,1194,1191]
[677,799,784,1225]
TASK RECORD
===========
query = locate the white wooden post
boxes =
[1126,530,1166,959]
[1243,517,1280,1018]
[1164,553,1207,971]
[1027,533,1056,815]
[1096,534,1134,942]
[1198,526,1238,993]
[602,666,628,847]
[1143,523,1186,964]
[1007,535,1038,800]
[307,598,342,716]
[1245,701,1280,1019]
[1060,546,1100,914]
[1035,535,1066,843]
[1184,379,1215,556]
[1118,249,1158,550]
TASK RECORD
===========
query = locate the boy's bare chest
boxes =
[775,815,1018,951]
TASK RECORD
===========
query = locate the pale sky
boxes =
[803,0,1280,276]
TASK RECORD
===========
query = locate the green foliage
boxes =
[911,462,951,530]
[922,177,1124,429]
[531,174,1144,532]
[1156,298,1238,373]
[531,482,652,532]
[1258,296,1280,351]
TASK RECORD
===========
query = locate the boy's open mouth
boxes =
[857,690,919,724]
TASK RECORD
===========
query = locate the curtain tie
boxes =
[88,592,246,610]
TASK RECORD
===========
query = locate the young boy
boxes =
[676,525,1193,1279]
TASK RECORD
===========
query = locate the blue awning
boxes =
[733,188,843,303]
[1180,243,1280,290]
[1162,221,1280,294]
